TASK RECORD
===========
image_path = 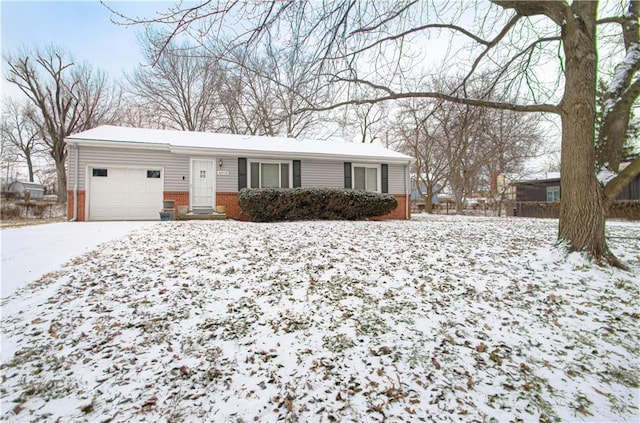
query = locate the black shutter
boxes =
[344,162,352,189]
[293,160,301,188]
[238,158,247,190]
[381,164,389,193]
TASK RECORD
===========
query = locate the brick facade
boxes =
[374,194,411,220]
[164,191,246,220]
[163,191,190,208]
[68,190,410,221]
[216,192,245,220]
[66,190,86,221]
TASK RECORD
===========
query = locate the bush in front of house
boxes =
[238,188,398,222]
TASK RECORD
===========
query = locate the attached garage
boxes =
[88,166,163,221]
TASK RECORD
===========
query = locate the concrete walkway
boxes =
[1,221,157,299]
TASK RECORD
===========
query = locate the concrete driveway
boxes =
[1,221,157,299]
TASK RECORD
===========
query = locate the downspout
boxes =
[69,142,79,221]
[405,162,410,220]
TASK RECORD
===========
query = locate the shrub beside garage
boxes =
[238,188,398,222]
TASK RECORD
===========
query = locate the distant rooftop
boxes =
[513,172,561,183]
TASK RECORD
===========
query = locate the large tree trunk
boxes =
[51,143,67,204]
[25,154,35,182]
[557,3,609,260]
[54,160,66,204]
[419,182,435,214]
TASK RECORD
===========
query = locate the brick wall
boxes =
[66,190,86,221]
[163,191,190,208]
[374,194,410,220]
[216,192,246,220]
[164,191,246,219]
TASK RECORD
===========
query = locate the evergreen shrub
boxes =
[238,188,398,222]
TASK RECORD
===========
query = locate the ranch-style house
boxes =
[65,126,414,221]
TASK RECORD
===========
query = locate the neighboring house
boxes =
[8,181,45,200]
[616,160,640,200]
[410,180,440,212]
[512,172,562,203]
[510,172,562,218]
[65,125,414,221]
[511,169,640,218]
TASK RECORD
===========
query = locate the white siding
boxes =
[216,156,238,192]
[300,160,344,189]
[71,146,189,191]
[66,145,78,187]
[388,164,409,194]
[222,158,345,192]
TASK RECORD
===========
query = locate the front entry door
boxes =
[191,159,215,209]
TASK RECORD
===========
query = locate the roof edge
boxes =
[66,137,415,163]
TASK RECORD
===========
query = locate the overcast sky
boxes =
[0,0,184,98]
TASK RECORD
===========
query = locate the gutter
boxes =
[69,142,79,221]
[405,162,410,220]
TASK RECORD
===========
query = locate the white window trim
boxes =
[248,159,293,189]
[352,163,381,193]
[546,185,560,202]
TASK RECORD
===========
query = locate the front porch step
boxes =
[191,206,215,215]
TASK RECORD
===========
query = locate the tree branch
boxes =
[299,86,559,114]
[604,157,640,204]
[349,1,418,35]
[491,0,569,26]
[338,22,492,60]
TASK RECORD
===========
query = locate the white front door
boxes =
[191,159,215,209]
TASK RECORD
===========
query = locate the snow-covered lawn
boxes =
[1,215,639,422]
[1,221,157,299]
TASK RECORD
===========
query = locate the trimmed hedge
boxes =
[238,188,398,222]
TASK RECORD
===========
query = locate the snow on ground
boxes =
[0,222,157,299]
[1,215,639,422]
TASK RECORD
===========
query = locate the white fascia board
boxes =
[65,138,172,152]
[170,145,414,164]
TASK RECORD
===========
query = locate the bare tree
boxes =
[122,8,329,138]
[115,101,170,130]
[0,123,20,190]
[4,46,121,203]
[110,1,640,264]
[1,98,44,182]
[216,70,258,135]
[394,99,449,213]
[125,36,223,131]
[482,107,545,215]
[209,41,325,137]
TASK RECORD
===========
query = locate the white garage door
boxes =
[89,167,163,220]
